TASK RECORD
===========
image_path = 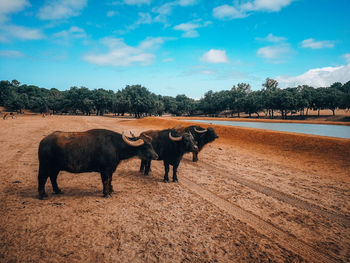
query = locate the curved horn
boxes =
[122,132,144,147]
[129,131,136,138]
[169,132,182,141]
[194,127,207,133]
[142,134,152,141]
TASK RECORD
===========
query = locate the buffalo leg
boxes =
[108,176,114,193]
[144,160,152,176]
[38,165,49,199]
[49,170,62,194]
[172,164,179,182]
[192,151,199,162]
[100,172,111,198]
[140,160,145,173]
[163,161,170,183]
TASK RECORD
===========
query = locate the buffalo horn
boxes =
[169,132,182,141]
[122,133,144,147]
[194,127,207,133]
[142,134,152,141]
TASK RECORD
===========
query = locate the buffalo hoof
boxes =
[53,189,63,195]
[103,193,112,198]
[172,179,178,183]
[192,159,198,162]
[163,179,169,183]
[38,192,48,200]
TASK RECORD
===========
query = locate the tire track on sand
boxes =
[187,160,350,227]
[180,176,335,263]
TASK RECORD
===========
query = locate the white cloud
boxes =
[83,37,172,67]
[242,0,293,12]
[124,0,151,5]
[53,26,86,39]
[0,0,30,23]
[139,36,174,49]
[213,0,294,20]
[0,49,25,57]
[174,22,199,38]
[173,20,210,38]
[276,64,350,88]
[38,0,87,20]
[344,54,350,63]
[256,33,286,42]
[201,49,229,63]
[213,5,246,19]
[257,43,292,63]
[301,38,334,49]
[152,0,199,24]
[123,12,153,32]
[177,0,198,6]
[0,24,44,40]
[106,10,118,17]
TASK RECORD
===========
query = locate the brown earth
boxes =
[0,115,349,263]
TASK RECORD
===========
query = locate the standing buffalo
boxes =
[174,125,219,162]
[38,129,158,199]
[139,129,198,182]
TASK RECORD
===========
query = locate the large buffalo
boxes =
[139,129,198,182]
[175,125,218,162]
[38,129,158,199]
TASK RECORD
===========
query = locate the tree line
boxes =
[0,78,349,118]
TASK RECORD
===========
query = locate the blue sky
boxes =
[0,0,349,98]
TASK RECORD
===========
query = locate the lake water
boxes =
[185,119,350,139]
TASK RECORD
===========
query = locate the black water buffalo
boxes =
[139,129,198,182]
[175,125,218,162]
[38,129,158,199]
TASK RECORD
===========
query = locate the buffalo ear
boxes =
[140,134,152,143]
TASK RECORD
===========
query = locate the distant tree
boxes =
[113,90,128,116]
[340,81,350,110]
[122,85,154,118]
[47,88,64,114]
[199,90,217,115]
[5,91,28,113]
[175,94,194,116]
[298,85,315,116]
[262,78,279,118]
[11,79,20,87]
[230,83,251,117]
[92,88,113,116]
[162,96,177,115]
[324,86,343,116]
[0,80,12,106]
[243,90,264,118]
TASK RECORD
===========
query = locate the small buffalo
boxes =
[38,129,158,199]
[139,129,198,182]
[174,125,218,162]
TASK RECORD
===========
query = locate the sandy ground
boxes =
[0,115,349,263]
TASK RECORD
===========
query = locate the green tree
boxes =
[0,80,12,106]
[262,78,279,118]
[175,94,194,116]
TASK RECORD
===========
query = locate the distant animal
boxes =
[174,125,219,162]
[2,113,8,120]
[37,129,158,199]
[139,129,198,182]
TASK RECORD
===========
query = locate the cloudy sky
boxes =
[0,0,349,98]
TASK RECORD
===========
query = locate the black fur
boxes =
[38,129,158,199]
[139,129,198,182]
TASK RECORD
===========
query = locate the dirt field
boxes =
[0,115,349,263]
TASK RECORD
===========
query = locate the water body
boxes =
[185,119,350,139]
